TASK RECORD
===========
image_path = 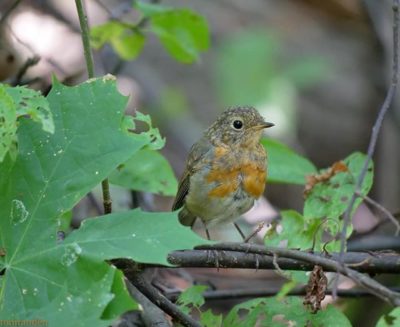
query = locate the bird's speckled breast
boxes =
[185,144,267,226]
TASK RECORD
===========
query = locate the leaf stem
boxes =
[75,0,112,214]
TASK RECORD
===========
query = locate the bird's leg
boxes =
[233,222,246,241]
[205,228,211,240]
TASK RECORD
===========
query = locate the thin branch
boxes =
[0,0,22,26]
[75,0,112,214]
[126,281,171,327]
[338,0,400,261]
[335,0,400,299]
[357,191,400,235]
[165,287,400,302]
[125,271,202,327]
[193,243,400,306]
[167,249,400,274]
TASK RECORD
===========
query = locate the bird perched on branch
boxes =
[172,106,274,240]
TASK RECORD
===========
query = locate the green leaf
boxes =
[91,21,145,60]
[304,152,373,221]
[102,269,138,319]
[177,285,208,309]
[109,148,178,196]
[0,77,148,321]
[303,152,373,251]
[135,1,171,16]
[376,308,400,327]
[0,84,17,162]
[132,111,166,150]
[150,9,209,63]
[262,138,317,185]
[223,298,269,327]
[64,209,208,266]
[201,309,223,327]
[6,85,54,133]
[224,297,351,327]
[265,210,323,251]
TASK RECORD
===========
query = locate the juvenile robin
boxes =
[172,106,274,240]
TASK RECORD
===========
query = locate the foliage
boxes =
[376,308,400,327]
[176,286,351,327]
[265,152,373,253]
[91,1,209,63]
[0,84,52,162]
[0,77,208,324]
[0,0,390,325]
[262,138,317,185]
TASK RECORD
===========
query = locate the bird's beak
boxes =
[252,122,274,131]
[262,122,274,128]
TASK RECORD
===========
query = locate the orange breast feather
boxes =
[242,163,266,197]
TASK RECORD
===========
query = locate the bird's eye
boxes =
[232,119,243,130]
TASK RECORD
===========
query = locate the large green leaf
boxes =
[109,149,178,196]
[0,77,147,321]
[223,297,351,327]
[262,138,317,185]
[64,209,208,266]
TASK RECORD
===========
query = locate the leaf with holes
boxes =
[303,152,373,251]
[0,77,148,322]
[304,152,373,220]
[6,85,53,133]
[223,297,351,327]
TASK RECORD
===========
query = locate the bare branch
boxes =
[167,249,400,274]
[192,243,400,306]
[338,0,400,261]
[165,287,400,302]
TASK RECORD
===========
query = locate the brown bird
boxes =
[172,106,274,239]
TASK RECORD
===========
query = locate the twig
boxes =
[335,0,400,298]
[356,191,400,235]
[167,249,400,274]
[12,55,41,86]
[127,271,202,327]
[194,243,400,306]
[75,0,112,214]
[126,281,171,327]
[165,287,400,302]
[0,0,22,26]
[338,0,400,262]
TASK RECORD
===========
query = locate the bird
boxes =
[172,106,274,240]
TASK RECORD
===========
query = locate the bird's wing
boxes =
[172,137,211,211]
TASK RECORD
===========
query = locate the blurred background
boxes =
[1,0,399,325]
